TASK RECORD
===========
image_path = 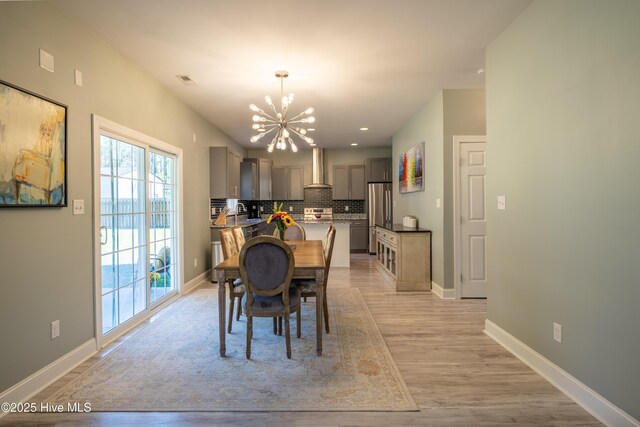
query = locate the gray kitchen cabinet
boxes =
[271,165,304,200]
[366,157,392,182]
[332,165,365,200]
[350,220,368,252]
[241,157,272,200]
[210,147,242,199]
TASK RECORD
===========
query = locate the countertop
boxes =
[377,223,432,233]
[210,215,366,228]
[210,218,267,229]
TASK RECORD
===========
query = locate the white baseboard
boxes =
[431,281,455,299]
[485,320,639,427]
[0,339,96,419]
[182,269,211,295]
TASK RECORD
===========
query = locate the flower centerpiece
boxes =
[267,201,296,241]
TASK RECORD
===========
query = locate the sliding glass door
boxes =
[97,126,179,340]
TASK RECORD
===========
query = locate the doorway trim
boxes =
[92,114,184,349]
[452,135,487,299]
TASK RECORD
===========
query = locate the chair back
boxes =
[273,223,306,241]
[239,236,295,300]
[219,228,238,260]
[231,225,246,249]
[323,226,336,286]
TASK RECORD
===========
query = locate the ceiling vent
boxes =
[176,75,197,85]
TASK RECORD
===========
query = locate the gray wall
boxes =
[486,0,640,419]
[0,2,242,393]
[443,89,486,288]
[392,90,485,289]
[392,92,444,287]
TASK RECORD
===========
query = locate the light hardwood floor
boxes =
[2,254,601,426]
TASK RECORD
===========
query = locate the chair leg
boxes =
[228,295,235,333]
[278,316,283,336]
[246,316,253,359]
[284,313,291,359]
[236,296,242,321]
[323,293,330,334]
[296,307,301,338]
[303,296,307,303]
[273,317,278,335]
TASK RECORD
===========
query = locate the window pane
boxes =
[100,215,115,255]
[102,291,118,334]
[99,136,113,174]
[100,176,116,215]
[118,249,133,287]
[101,253,117,294]
[133,279,146,315]
[132,245,147,282]
[131,144,145,181]
[117,177,133,213]
[118,284,134,324]
[117,140,133,177]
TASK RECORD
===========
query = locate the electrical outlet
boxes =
[193,133,197,142]
[193,258,198,268]
[289,206,293,212]
[51,320,60,339]
[74,69,82,86]
[553,322,562,343]
[260,206,264,212]
[344,205,349,212]
[436,198,441,208]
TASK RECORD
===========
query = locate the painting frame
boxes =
[0,80,67,207]
[399,141,424,194]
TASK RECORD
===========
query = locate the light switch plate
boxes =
[497,195,506,210]
[73,199,85,215]
[436,198,441,208]
[39,49,54,72]
[74,69,83,86]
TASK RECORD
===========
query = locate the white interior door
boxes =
[460,141,487,298]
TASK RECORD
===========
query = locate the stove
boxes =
[304,207,333,222]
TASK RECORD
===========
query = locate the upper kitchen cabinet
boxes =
[332,165,365,200]
[209,147,241,199]
[241,158,272,200]
[366,157,392,182]
[272,165,305,200]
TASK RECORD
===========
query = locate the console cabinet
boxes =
[376,226,431,291]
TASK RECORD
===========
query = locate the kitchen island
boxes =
[298,221,350,267]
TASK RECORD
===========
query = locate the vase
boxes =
[278,227,286,241]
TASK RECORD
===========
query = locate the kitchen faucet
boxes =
[235,202,246,225]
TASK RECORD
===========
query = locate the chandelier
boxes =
[249,71,315,153]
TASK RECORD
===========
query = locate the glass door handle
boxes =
[100,226,108,245]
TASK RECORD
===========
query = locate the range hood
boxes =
[305,147,332,189]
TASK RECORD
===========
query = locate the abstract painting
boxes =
[0,81,67,207]
[399,141,424,194]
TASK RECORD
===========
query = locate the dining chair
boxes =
[273,223,306,241]
[219,227,245,333]
[293,225,336,333]
[231,225,245,248]
[239,236,301,359]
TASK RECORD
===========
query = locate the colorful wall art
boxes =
[399,141,424,194]
[0,81,67,207]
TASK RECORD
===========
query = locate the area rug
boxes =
[47,288,417,411]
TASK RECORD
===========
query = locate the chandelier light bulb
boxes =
[305,107,314,115]
[282,129,289,138]
[252,123,261,130]
[307,116,315,123]
[267,142,275,153]
[305,137,314,144]
[290,140,298,153]
[249,104,260,112]
[299,128,307,135]
[265,95,273,107]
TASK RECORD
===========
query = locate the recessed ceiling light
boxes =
[351,143,358,146]
[360,127,368,131]
[176,74,197,85]
[307,128,315,131]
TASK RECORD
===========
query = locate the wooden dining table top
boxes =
[215,239,325,271]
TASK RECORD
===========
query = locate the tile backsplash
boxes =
[210,196,365,221]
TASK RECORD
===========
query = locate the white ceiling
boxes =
[53,0,531,149]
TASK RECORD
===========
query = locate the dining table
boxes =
[214,239,326,356]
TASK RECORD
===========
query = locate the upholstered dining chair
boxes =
[273,222,306,241]
[219,227,245,333]
[239,236,301,359]
[293,225,336,333]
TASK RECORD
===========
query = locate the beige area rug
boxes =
[47,288,417,411]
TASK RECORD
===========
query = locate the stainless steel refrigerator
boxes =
[368,182,393,254]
